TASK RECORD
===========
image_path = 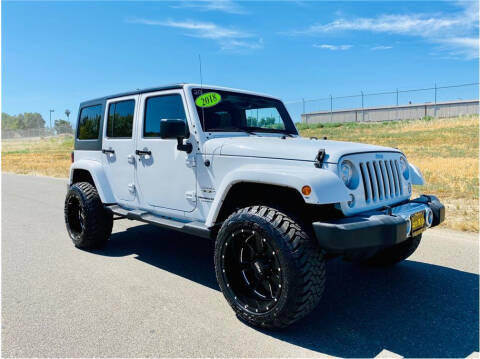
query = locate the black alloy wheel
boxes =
[66,195,85,236]
[64,182,113,249]
[221,228,283,314]
[215,206,326,329]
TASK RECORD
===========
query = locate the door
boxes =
[136,90,197,212]
[102,96,138,202]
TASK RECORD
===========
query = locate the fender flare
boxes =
[409,163,425,185]
[69,160,116,203]
[205,165,349,226]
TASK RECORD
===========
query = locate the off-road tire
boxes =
[214,206,326,329]
[64,182,113,249]
[362,234,422,266]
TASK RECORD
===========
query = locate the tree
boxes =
[65,109,71,122]
[1,113,17,130]
[54,119,73,134]
[22,113,45,129]
[247,116,258,127]
[1,112,45,130]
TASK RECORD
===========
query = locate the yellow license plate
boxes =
[411,211,426,235]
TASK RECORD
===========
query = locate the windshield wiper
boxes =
[237,126,258,136]
[245,126,294,137]
[280,131,294,137]
[207,127,258,136]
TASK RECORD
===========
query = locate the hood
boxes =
[203,135,401,163]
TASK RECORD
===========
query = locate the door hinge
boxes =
[185,156,196,167]
[128,183,136,193]
[185,191,197,202]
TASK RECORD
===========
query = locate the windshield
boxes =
[191,88,298,135]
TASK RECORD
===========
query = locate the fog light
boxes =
[347,194,355,208]
[426,208,433,227]
[405,218,412,237]
[301,185,312,196]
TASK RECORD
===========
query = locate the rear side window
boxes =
[107,100,135,138]
[77,105,102,140]
[144,95,186,137]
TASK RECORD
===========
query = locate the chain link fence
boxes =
[284,82,479,123]
[2,126,74,140]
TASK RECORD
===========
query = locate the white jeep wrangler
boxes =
[65,83,445,329]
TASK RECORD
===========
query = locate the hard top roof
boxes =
[79,83,281,107]
[79,83,184,107]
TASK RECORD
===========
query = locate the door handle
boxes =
[136,150,152,156]
[102,149,115,154]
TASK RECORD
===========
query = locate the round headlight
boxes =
[400,156,409,179]
[340,160,354,188]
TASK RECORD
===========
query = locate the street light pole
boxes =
[49,109,55,129]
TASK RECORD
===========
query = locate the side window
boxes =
[77,105,102,140]
[144,94,186,137]
[107,99,135,138]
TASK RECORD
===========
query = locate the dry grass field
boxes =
[2,116,478,232]
[300,116,479,232]
[2,135,73,178]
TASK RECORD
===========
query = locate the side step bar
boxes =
[108,205,212,239]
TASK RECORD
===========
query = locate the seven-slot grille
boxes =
[358,159,403,202]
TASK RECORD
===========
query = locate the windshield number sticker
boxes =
[196,92,221,108]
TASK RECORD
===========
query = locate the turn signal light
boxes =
[71,151,74,163]
[301,185,312,196]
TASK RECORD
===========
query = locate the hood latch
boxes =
[314,149,325,168]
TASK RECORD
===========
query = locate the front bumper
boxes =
[313,195,445,252]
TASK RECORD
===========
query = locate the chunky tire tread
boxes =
[64,182,113,249]
[215,205,326,329]
[362,234,422,266]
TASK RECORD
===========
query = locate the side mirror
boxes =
[159,118,192,153]
[159,119,187,139]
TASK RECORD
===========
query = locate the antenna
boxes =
[198,54,205,132]
[199,54,203,89]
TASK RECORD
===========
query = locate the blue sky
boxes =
[2,0,479,125]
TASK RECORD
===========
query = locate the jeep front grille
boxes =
[358,159,403,202]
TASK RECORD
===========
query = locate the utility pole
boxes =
[396,88,399,121]
[49,109,55,129]
[330,95,333,122]
[361,91,364,122]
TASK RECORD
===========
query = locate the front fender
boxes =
[69,160,116,203]
[205,165,349,226]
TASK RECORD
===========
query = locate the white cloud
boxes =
[300,15,463,37]
[126,18,261,51]
[313,44,352,51]
[289,2,479,59]
[172,0,246,14]
[371,45,393,50]
[221,38,264,50]
[432,36,479,60]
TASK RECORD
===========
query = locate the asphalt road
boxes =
[2,173,479,358]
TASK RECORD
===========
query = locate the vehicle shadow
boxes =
[94,223,479,358]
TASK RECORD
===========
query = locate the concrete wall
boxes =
[301,99,479,124]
